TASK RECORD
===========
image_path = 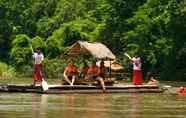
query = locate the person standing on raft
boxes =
[124,53,143,85]
[32,48,44,86]
[131,55,143,85]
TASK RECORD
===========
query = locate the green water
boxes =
[0,92,186,118]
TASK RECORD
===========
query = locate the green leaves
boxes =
[11,34,32,67]
[31,36,45,49]
[0,0,185,80]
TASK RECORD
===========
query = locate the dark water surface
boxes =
[0,92,186,118]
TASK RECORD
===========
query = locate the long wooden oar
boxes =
[124,52,132,60]
[30,45,34,54]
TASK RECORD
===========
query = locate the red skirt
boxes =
[132,70,143,85]
[33,64,43,82]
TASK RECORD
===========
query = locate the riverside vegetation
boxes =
[0,0,185,81]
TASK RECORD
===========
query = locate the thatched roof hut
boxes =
[64,41,116,60]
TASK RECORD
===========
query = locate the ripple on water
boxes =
[0,93,186,118]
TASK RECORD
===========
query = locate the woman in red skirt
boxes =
[131,55,143,85]
[32,48,44,86]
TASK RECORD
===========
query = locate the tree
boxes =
[124,0,186,80]
[10,34,32,68]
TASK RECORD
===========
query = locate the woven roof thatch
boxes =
[64,41,116,60]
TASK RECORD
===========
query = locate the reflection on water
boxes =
[0,92,186,118]
[32,94,48,118]
[32,94,41,118]
[63,95,75,118]
[61,94,109,118]
[131,93,140,118]
[83,94,108,118]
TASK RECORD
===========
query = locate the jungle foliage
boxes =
[0,0,186,80]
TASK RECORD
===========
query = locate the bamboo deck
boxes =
[0,84,164,94]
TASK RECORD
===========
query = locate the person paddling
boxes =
[131,54,143,85]
[125,53,143,85]
[32,48,44,86]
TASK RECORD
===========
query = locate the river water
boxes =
[0,91,186,118]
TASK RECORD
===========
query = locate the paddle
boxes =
[30,44,34,54]
[124,52,132,60]
[42,78,49,92]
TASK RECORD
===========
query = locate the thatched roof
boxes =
[64,41,116,60]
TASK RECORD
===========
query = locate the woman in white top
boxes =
[131,55,143,85]
[32,48,44,86]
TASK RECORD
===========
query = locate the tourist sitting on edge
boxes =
[98,61,106,80]
[146,72,159,85]
[147,78,159,85]
[85,61,106,92]
[63,62,79,86]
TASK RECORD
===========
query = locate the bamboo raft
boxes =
[0,84,164,94]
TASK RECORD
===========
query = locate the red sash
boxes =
[132,70,143,85]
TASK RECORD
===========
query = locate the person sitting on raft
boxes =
[98,60,107,80]
[85,61,106,92]
[146,72,159,85]
[147,78,159,85]
[63,62,79,86]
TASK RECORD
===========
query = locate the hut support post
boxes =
[109,59,112,80]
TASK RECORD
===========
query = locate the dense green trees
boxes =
[0,0,185,80]
[124,0,186,80]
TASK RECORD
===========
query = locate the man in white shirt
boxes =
[32,48,44,86]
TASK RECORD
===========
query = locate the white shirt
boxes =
[132,57,141,70]
[33,52,44,64]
